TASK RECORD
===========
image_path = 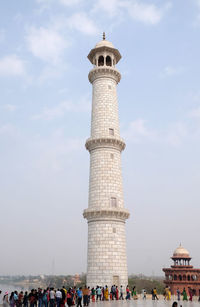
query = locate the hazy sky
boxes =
[0,0,200,276]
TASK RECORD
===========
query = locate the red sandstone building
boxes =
[163,245,200,295]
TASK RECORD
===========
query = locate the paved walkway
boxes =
[89,299,200,307]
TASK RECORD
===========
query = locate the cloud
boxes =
[3,104,18,112]
[0,124,18,137]
[38,65,67,83]
[193,0,200,26]
[93,0,171,25]
[67,12,99,35]
[122,119,157,142]
[26,26,68,64]
[123,119,189,147]
[59,0,81,6]
[165,122,188,147]
[36,0,81,7]
[189,106,200,119]
[160,65,184,77]
[31,130,84,172]
[92,0,122,17]
[32,99,90,120]
[0,55,26,77]
[127,1,171,25]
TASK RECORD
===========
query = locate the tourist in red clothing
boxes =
[116,287,119,300]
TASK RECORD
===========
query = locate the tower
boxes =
[83,34,130,289]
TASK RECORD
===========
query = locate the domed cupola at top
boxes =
[173,245,190,257]
[172,244,191,266]
[88,32,121,68]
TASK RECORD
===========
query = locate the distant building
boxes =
[72,274,81,286]
[163,244,200,295]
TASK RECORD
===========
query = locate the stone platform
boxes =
[90,299,199,307]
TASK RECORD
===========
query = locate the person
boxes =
[168,288,171,300]
[132,287,138,300]
[42,290,48,307]
[153,288,159,300]
[87,287,91,304]
[14,291,19,307]
[116,287,119,300]
[38,289,43,307]
[29,289,36,307]
[96,287,101,301]
[77,288,82,307]
[19,292,24,307]
[49,288,55,307]
[23,292,28,307]
[188,288,193,301]
[182,288,187,301]
[9,292,15,307]
[3,292,9,307]
[66,289,72,307]
[104,287,109,301]
[71,287,75,306]
[82,286,89,307]
[176,288,180,301]
[91,288,95,303]
[101,287,104,301]
[165,287,171,300]
[55,289,62,307]
[163,287,167,300]
[172,302,178,307]
[60,287,66,307]
[119,286,123,300]
[142,289,146,300]
[151,289,155,300]
[198,289,200,302]
[112,285,116,300]
[110,286,113,300]
[126,286,130,300]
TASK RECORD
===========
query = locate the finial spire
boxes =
[103,32,105,40]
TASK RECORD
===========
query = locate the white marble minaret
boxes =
[83,34,130,289]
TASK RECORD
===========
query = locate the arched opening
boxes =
[174,275,177,280]
[111,197,117,207]
[106,55,112,66]
[192,275,197,281]
[187,275,191,281]
[179,275,182,281]
[98,55,104,66]
[109,128,114,136]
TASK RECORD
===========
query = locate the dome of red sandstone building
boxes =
[173,244,190,258]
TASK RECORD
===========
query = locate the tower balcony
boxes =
[85,137,125,152]
[83,208,130,222]
[88,67,121,84]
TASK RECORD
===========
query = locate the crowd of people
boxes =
[162,286,200,302]
[1,285,200,307]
